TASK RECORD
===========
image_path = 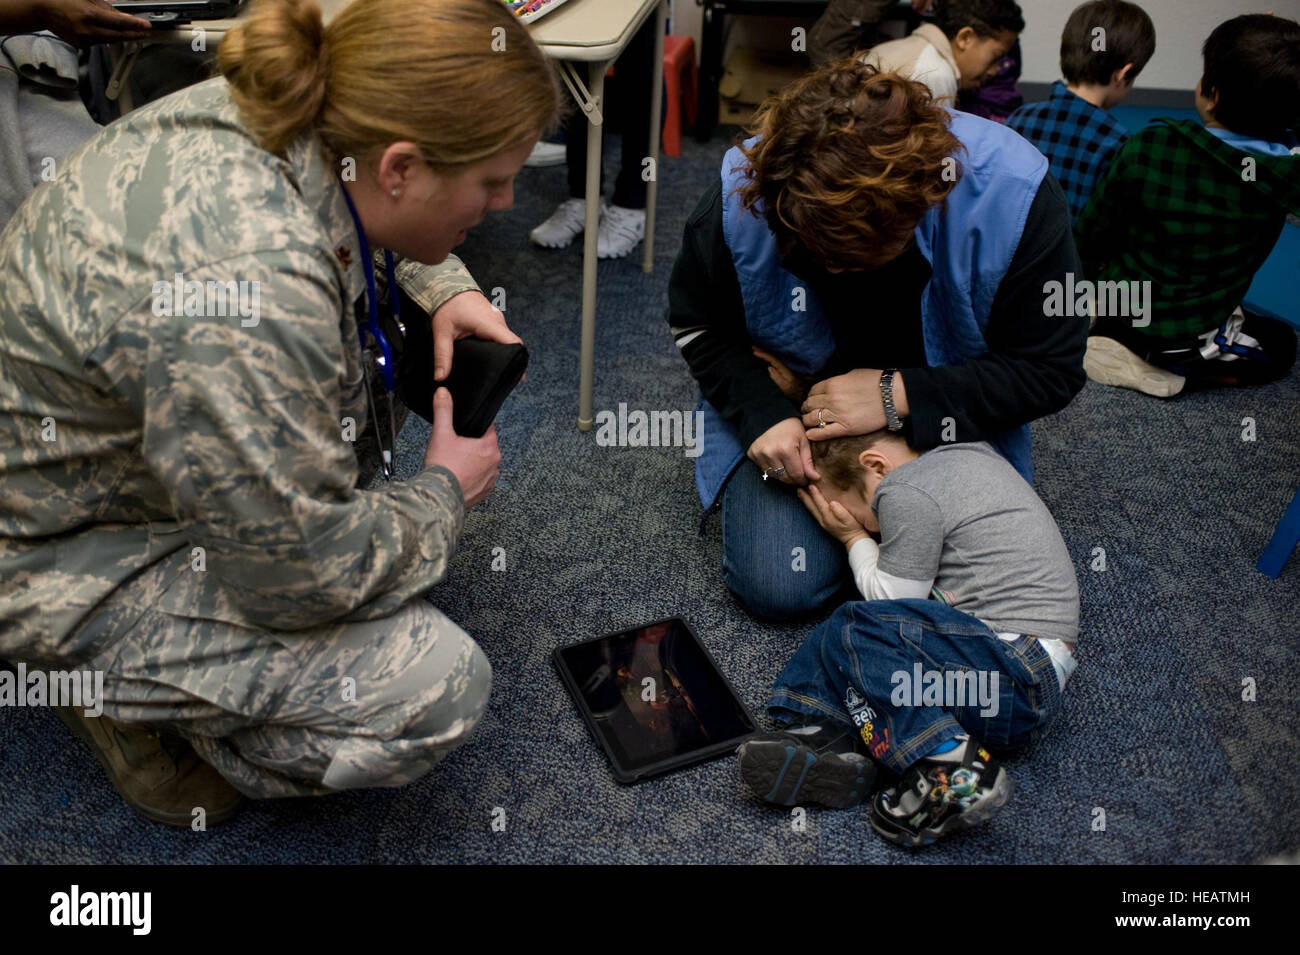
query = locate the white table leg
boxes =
[642,0,666,275]
[577,61,608,431]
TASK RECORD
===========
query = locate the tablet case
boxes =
[440,339,529,438]
[552,617,758,785]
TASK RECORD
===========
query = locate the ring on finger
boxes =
[817,408,832,428]
[762,465,787,482]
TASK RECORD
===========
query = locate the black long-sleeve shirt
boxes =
[667,174,1088,453]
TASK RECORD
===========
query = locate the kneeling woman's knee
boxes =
[722,559,844,621]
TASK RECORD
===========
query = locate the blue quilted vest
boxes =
[694,109,1048,509]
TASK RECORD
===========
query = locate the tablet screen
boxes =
[557,618,754,777]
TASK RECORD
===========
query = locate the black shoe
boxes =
[869,736,1012,847]
[737,724,876,809]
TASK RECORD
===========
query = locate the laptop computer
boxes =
[111,0,246,24]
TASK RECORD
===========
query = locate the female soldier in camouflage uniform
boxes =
[0,0,559,824]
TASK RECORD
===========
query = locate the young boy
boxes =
[1075,14,1300,397]
[737,431,1080,847]
[1007,0,1156,222]
[862,0,1024,106]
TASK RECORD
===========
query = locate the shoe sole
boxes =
[597,241,643,259]
[738,739,874,809]
[53,707,244,828]
[529,232,581,249]
[869,769,1014,847]
[1084,337,1186,398]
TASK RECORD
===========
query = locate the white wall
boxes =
[1019,0,1300,89]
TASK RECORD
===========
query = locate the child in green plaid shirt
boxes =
[1076,14,1300,397]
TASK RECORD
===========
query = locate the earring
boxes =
[391,188,400,197]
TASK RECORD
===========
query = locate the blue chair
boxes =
[1258,484,1300,578]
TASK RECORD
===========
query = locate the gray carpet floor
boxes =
[3,129,1298,864]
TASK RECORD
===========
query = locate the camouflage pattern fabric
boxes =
[0,76,490,796]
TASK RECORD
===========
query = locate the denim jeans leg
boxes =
[769,599,1061,775]
[720,462,849,620]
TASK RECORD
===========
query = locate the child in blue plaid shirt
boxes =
[1007,0,1156,223]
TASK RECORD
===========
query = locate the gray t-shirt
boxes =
[872,442,1080,643]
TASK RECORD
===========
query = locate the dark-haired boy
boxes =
[736,431,1079,847]
[1076,13,1300,395]
[1007,0,1156,222]
[863,0,1025,106]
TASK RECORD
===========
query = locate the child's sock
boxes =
[927,738,961,756]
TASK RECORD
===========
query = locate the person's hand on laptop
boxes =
[30,0,152,45]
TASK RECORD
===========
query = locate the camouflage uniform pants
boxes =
[75,552,491,799]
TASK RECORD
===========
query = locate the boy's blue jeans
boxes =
[769,599,1063,775]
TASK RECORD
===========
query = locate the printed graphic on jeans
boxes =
[845,686,888,757]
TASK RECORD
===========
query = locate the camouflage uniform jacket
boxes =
[0,76,480,664]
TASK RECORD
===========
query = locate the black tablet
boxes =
[552,617,757,784]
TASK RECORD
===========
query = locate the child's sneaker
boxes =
[737,723,875,809]
[596,204,645,259]
[529,198,588,249]
[1084,335,1186,397]
[524,141,566,167]
[869,736,1012,847]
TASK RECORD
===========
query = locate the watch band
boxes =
[880,369,904,432]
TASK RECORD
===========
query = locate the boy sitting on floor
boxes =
[737,430,1079,847]
[1075,13,1300,397]
[862,0,1024,107]
[1007,0,1156,223]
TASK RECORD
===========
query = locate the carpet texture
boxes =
[2,126,1298,865]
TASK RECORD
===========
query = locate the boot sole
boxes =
[869,769,1014,847]
[1084,336,1186,397]
[738,738,874,809]
[53,707,244,828]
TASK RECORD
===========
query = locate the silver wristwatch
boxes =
[880,369,904,432]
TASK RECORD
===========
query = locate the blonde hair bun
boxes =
[219,0,330,156]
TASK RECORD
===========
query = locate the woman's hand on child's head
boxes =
[748,417,819,485]
[803,369,900,441]
[798,484,869,547]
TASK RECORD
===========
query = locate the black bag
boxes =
[389,287,528,438]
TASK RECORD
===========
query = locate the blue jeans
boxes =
[721,461,851,619]
[769,599,1062,775]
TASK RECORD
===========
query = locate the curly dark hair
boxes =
[735,59,964,272]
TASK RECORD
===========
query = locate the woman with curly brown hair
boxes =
[668,61,1087,620]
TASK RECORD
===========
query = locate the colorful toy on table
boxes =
[503,0,566,20]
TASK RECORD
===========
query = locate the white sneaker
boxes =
[597,204,645,259]
[524,141,566,167]
[529,198,587,249]
[1084,336,1186,398]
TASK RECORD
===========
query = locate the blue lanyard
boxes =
[339,182,399,393]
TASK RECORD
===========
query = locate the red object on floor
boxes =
[662,35,698,157]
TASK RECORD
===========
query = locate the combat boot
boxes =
[54,706,244,827]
